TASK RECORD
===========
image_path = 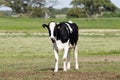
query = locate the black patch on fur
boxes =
[42,21,79,45]
[55,22,78,45]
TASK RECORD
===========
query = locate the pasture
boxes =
[0,18,120,32]
[0,18,120,80]
[0,34,120,80]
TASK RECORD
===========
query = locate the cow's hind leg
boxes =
[74,45,79,69]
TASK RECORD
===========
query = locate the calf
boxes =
[42,21,79,72]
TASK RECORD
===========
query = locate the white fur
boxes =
[68,20,73,23]
[49,22,56,39]
[65,23,73,33]
[56,40,69,51]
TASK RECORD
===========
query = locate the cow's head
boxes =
[42,21,58,43]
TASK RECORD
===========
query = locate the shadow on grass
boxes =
[40,68,63,72]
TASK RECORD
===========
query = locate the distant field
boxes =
[0,18,120,32]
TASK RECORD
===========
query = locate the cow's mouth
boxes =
[51,38,55,43]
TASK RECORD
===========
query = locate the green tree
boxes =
[0,0,9,6]
[67,8,87,18]
[29,7,44,18]
[70,0,117,18]
[1,0,58,18]
[32,0,45,7]
[3,0,46,14]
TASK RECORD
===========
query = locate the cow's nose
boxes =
[51,38,55,43]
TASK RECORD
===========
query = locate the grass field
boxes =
[0,17,120,32]
[0,17,120,80]
[0,34,120,79]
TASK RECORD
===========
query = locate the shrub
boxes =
[66,8,87,18]
[0,11,12,17]
[101,10,120,18]
[29,7,44,18]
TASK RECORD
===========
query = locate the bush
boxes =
[29,7,44,18]
[0,11,12,17]
[101,10,120,18]
[66,8,87,18]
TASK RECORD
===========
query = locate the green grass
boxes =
[0,17,120,32]
[79,36,120,56]
[0,18,43,31]
[73,18,120,29]
[0,35,120,56]
[0,35,120,72]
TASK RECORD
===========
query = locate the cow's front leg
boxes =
[53,44,59,72]
[67,51,71,70]
[63,47,69,71]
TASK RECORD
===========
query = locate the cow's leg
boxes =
[63,46,69,71]
[74,45,79,69]
[53,44,59,72]
[67,50,71,70]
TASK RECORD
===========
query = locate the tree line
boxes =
[0,0,119,18]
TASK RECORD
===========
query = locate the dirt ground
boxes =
[0,71,120,80]
[0,56,120,80]
[79,56,120,62]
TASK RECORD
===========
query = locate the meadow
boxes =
[0,17,120,80]
[0,35,120,79]
[0,17,120,32]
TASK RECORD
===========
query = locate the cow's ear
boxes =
[56,23,61,29]
[42,24,48,28]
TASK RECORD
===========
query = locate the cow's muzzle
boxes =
[51,38,55,43]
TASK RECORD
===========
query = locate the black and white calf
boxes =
[42,21,79,72]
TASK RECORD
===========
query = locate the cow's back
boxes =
[69,23,79,46]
